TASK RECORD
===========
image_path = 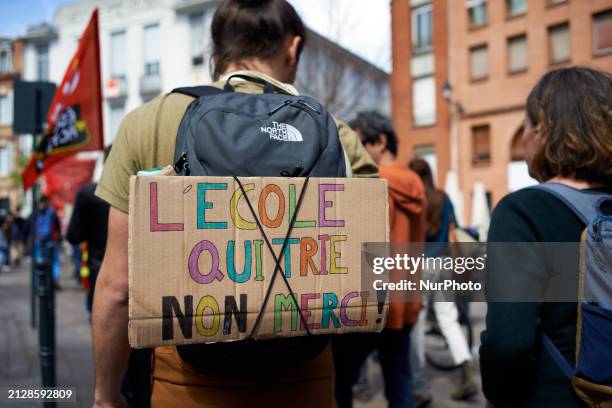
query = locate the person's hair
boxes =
[349,111,398,156]
[210,0,306,80]
[409,158,447,237]
[526,66,612,184]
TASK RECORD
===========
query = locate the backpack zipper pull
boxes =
[297,99,321,114]
[173,152,190,176]
[269,100,292,115]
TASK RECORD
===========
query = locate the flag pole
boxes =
[30,88,42,329]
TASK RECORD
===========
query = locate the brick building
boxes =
[391,0,612,223]
[0,38,24,213]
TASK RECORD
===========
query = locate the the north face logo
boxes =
[260,121,303,142]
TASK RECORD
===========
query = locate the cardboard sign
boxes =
[128,175,389,348]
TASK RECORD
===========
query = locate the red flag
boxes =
[22,9,103,191]
[43,156,97,211]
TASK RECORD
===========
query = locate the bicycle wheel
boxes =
[425,303,474,371]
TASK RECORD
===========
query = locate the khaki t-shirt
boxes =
[96,72,378,213]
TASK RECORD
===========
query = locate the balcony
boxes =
[106,74,128,100]
[140,62,162,97]
[0,125,13,140]
[140,74,162,98]
[0,68,19,81]
[174,0,210,14]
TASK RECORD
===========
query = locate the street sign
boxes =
[12,80,56,135]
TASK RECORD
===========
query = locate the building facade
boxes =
[296,29,391,120]
[391,0,450,187]
[392,0,612,223]
[0,38,24,213]
[21,0,220,148]
[20,0,389,150]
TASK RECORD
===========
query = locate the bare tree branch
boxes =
[294,3,389,121]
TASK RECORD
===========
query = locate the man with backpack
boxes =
[92,1,377,407]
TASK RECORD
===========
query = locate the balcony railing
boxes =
[140,61,162,96]
[0,125,13,139]
[106,75,128,100]
[140,74,162,96]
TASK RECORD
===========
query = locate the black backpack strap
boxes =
[173,76,276,97]
[223,74,275,94]
[171,85,225,99]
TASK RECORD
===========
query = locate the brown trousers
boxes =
[151,346,335,408]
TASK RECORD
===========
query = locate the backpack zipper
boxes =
[296,99,321,114]
[268,99,321,116]
[268,100,293,115]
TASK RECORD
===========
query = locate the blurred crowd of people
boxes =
[1,186,109,299]
[0,209,27,272]
[1,198,63,286]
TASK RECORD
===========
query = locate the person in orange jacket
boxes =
[332,111,426,408]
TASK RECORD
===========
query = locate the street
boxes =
[0,258,94,407]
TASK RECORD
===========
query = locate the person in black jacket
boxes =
[67,146,113,312]
[480,67,612,407]
[67,182,110,312]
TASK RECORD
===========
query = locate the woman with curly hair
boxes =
[480,66,612,407]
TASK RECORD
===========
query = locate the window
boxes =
[19,138,31,157]
[0,94,11,125]
[471,190,492,212]
[467,0,487,28]
[510,125,525,161]
[108,103,125,145]
[0,142,14,177]
[110,30,126,77]
[0,47,11,73]
[412,3,432,51]
[412,75,436,127]
[190,13,205,66]
[593,10,612,55]
[508,126,537,191]
[548,23,570,64]
[507,34,528,73]
[470,44,488,80]
[472,124,490,165]
[506,0,527,17]
[414,145,438,182]
[35,43,49,81]
[143,23,161,76]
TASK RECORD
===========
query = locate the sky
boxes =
[0,0,391,71]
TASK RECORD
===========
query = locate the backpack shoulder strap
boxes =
[542,333,574,379]
[529,183,611,225]
[171,86,225,99]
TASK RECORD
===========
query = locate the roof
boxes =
[305,28,389,78]
[19,23,57,41]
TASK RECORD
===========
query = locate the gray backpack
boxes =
[533,183,612,407]
[172,74,346,178]
[170,74,346,372]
